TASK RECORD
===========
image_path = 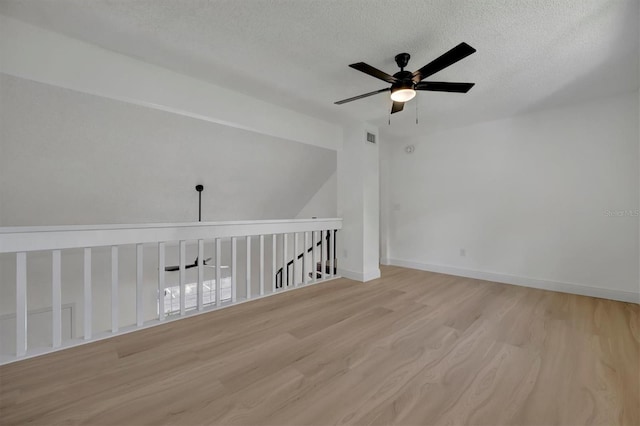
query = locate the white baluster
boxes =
[16,252,27,357]
[272,234,277,292]
[311,231,317,283]
[282,233,288,288]
[52,250,62,348]
[321,230,326,280]
[197,239,204,311]
[246,236,251,300]
[136,243,144,327]
[179,241,186,316]
[293,232,299,287]
[329,230,335,277]
[259,235,265,296]
[304,232,310,284]
[157,242,165,321]
[84,248,92,340]
[231,237,237,303]
[215,238,222,307]
[112,246,119,331]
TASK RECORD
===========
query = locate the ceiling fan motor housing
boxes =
[392,71,415,88]
[395,52,411,70]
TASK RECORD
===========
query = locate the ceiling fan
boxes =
[335,42,476,114]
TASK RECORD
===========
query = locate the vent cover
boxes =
[366,132,376,144]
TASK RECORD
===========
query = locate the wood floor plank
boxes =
[0,265,637,425]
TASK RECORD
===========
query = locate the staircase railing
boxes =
[275,230,337,288]
[0,218,342,365]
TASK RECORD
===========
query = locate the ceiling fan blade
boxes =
[415,81,475,93]
[349,62,398,84]
[412,42,476,82]
[391,101,404,114]
[335,88,390,105]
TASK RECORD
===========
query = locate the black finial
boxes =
[394,53,411,70]
[195,185,204,221]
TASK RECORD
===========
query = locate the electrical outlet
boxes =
[343,249,348,258]
[460,248,466,257]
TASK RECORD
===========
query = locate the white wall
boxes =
[382,91,639,302]
[363,128,380,278]
[0,14,342,151]
[337,124,380,282]
[0,14,341,226]
[0,73,336,226]
[296,172,337,219]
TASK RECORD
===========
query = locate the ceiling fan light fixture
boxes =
[390,86,416,102]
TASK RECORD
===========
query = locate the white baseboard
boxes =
[386,258,639,304]
[338,267,381,282]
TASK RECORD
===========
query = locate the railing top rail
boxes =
[0,218,343,234]
[0,218,342,253]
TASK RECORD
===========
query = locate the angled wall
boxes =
[0,73,336,225]
[0,15,342,151]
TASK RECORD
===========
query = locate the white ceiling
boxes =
[1,0,638,137]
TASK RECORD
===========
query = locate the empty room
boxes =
[0,1,638,425]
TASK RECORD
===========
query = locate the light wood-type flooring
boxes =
[1,265,638,425]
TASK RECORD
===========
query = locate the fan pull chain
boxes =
[416,99,419,124]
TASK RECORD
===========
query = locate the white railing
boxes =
[0,218,342,364]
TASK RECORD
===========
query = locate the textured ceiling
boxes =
[1,0,638,137]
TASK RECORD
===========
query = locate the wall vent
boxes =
[366,132,376,144]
